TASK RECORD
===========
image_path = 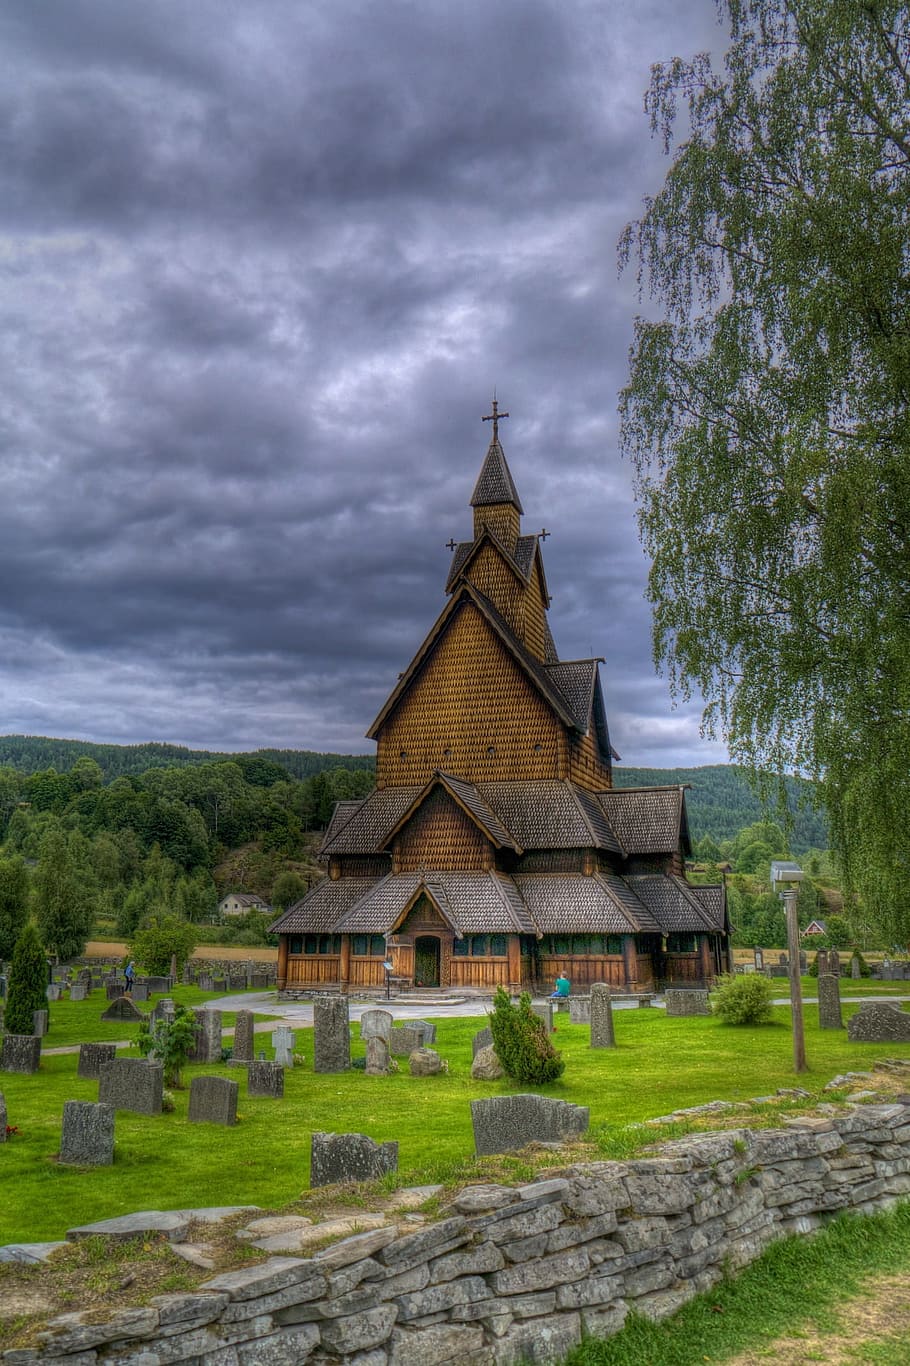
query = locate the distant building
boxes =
[219,892,271,918]
[802,919,827,937]
[271,408,730,994]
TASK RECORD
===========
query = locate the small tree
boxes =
[136,1006,196,1087]
[4,920,49,1035]
[488,987,565,1085]
[712,973,776,1026]
[0,855,29,962]
[130,912,197,977]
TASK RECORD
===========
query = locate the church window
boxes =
[352,935,368,956]
[471,935,489,956]
[667,933,698,953]
[453,937,468,956]
[370,935,386,955]
[304,934,318,955]
[289,936,303,954]
[490,934,507,957]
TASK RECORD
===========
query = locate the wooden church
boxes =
[272,406,730,995]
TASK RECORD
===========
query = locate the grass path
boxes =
[725,1272,910,1364]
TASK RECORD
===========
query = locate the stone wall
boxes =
[27,1099,910,1364]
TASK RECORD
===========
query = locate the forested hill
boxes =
[0,736,374,783]
[614,764,826,853]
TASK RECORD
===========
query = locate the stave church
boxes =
[271,406,730,996]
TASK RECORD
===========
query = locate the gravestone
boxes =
[360,1009,393,1043]
[409,1047,442,1076]
[150,998,175,1026]
[98,1059,163,1115]
[247,1061,284,1098]
[753,948,764,971]
[199,974,215,992]
[314,997,351,1073]
[310,1131,398,1187]
[590,982,616,1048]
[131,983,150,1003]
[829,949,841,976]
[0,1092,6,1139]
[251,973,269,989]
[851,955,862,980]
[779,953,789,967]
[231,1011,254,1064]
[471,1045,504,1081]
[848,1001,910,1043]
[799,951,808,973]
[409,1018,437,1044]
[271,1026,294,1066]
[188,1010,222,1064]
[69,983,86,1002]
[1,1036,41,1074]
[213,978,228,992]
[32,1009,48,1037]
[189,1075,238,1125]
[77,1043,117,1081]
[46,984,61,1002]
[365,1036,390,1075]
[818,973,844,1030]
[569,997,591,1023]
[665,989,712,1017]
[816,949,829,976]
[105,984,125,1001]
[529,1001,553,1033]
[471,1094,590,1156]
[60,1101,114,1166]
[101,996,144,1023]
[471,1026,493,1058]
[389,1025,425,1056]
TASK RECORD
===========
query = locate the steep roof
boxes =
[512,872,660,935]
[319,786,423,857]
[331,870,537,936]
[381,771,521,853]
[470,438,524,512]
[477,780,623,853]
[598,787,690,855]
[268,877,378,934]
[623,873,722,933]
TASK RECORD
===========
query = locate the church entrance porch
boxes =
[414,936,441,988]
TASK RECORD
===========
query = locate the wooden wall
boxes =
[393,788,493,871]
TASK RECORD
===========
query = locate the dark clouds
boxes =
[0,0,729,767]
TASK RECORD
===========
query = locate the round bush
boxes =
[712,972,776,1025]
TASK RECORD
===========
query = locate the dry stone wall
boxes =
[23,1098,910,1365]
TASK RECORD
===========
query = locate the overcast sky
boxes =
[0,0,731,770]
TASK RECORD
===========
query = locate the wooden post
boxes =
[622,936,639,991]
[698,934,713,985]
[277,936,288,992]
[339,936,351,993]
[783,889,808,1073]
[507,935,522,994]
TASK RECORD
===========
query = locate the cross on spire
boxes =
[482,396,509,443]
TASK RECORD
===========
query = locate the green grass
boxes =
[3,999,910,1245]
[36,987,278,1049]
[563,1201,910,1364]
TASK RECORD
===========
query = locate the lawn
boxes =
[3,995,910,1245]
[35,986,278,1049]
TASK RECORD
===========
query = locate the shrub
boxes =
[808,953,820,978]
[129,912,197,976]
[4,921,49,1035]
[136,1005,196,1086]
[851,949,872,978]
[712,973,776,1025]
[488,987,565,1084]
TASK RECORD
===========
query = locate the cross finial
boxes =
[482,395,509,443]
[539,527,550,541]
[446,538,457,552]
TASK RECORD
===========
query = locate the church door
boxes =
[414,936,441,988]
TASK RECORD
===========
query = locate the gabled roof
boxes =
[598,786,690,855]
[444,525,536,596]
[268,877,378,934]
[366,582,590,740]
[477,780,623,853]
[513,872,660,935]
[380,771,522,853]
[470,438,523,512]
[319,786,423,856]
[332,870,537,936]
[624,873,722,933]
[321,800,366,849]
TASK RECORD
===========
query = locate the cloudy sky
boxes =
[0,0,731,770]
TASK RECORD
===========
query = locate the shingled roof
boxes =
[477,780,623,853]
[598,787,690,855]
[332,870,537,936]
[319,786,423,856]
[623,873,721,933]
[470,438,524,511]
[381,772,521,853]
[268,877,379,934]
[513,872,660,934]
[444,528,544,597]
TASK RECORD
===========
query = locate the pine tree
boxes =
[4,921,49,1035]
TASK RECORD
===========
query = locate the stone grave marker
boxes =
[131,983,150,1003]
[105,983,125,1001]
[189,1075,238,1125]
[213,978,228,992]
[848,1001,910,1043]
[530,1000,553,1033]
[799,950,808,973]
[816,949,829,976]
[199,974,215,992]
[753,948,764,971]
[389,1025,426,1056]
[101,995,145,1023]
[46,984,61,1002]
[409,1047,442,1076]
[250,973,270,989]
[247,1061,284,1098]
[590,982,616,1048]
[360,1009,393,1043]
[271,1026,294,1066]
[188,1009,223,1064]
[314,996,351,1073]
[471,1094,590,1156]
[310,1131,398,1187]
[818,973,844,1030]
[231,1010,254,1064]
[568,997,591,1023]
[851,955,862,980]
[98,1059,163,1115]
[829,949,841,976]
[1,1036,40,1074]
[365,1036,390,1075]
[77,1043,117,1081]
[60,1101,114,1166]
[69,983,86,1002]
[471,1026,493,1058]
[665,989,712,1017]
[32,1009,48,1037]
[150,998,175,1026]
[409,1018,437,1044]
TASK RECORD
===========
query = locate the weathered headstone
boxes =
[150,998,175,1026]
[199,974,215,992]
[389,1025,425,1056]
[665,989,712,1017]
[568,997,591,1023]
[409,1047,442,1076]
[816,949,829,976]
[32,1009,48,1037]
[1,1035,41,1074]
[271,1025,294,1066]
[471,1045,504,1081]
[409,1018,437,1044]
[77,1043,117,1081]
[829,949,841,976]
[131,983,150,1003]
[189,1075,238,1125]
[471,1094,589,1156]
[753,948,764,971]
[188,1009,223,1064]
[105,983,125,1001]
[101,995,145,1023]
[98,1059,163,1115]
[310,1131,398,1187]
[851,955,862,980]
[590,982,616,1048]
[365,1036,390,1075]
[799,950,808,973]
[779,953,789,967]
[247,1061,284,1098]
[69,983,86,1002]
[529,1001,553,1033]
[60,1101,114,1166]
[314,997,351,1073]
[818,973,844,1030]
[360,1009,393,1043]
[471,1026,493,1058]
[847,1001,910,1043]
[231,1011,254,1064]
[46,984,61,1002]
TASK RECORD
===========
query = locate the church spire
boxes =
[471,397,523,544]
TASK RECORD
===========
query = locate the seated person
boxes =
[550,973,570,999]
